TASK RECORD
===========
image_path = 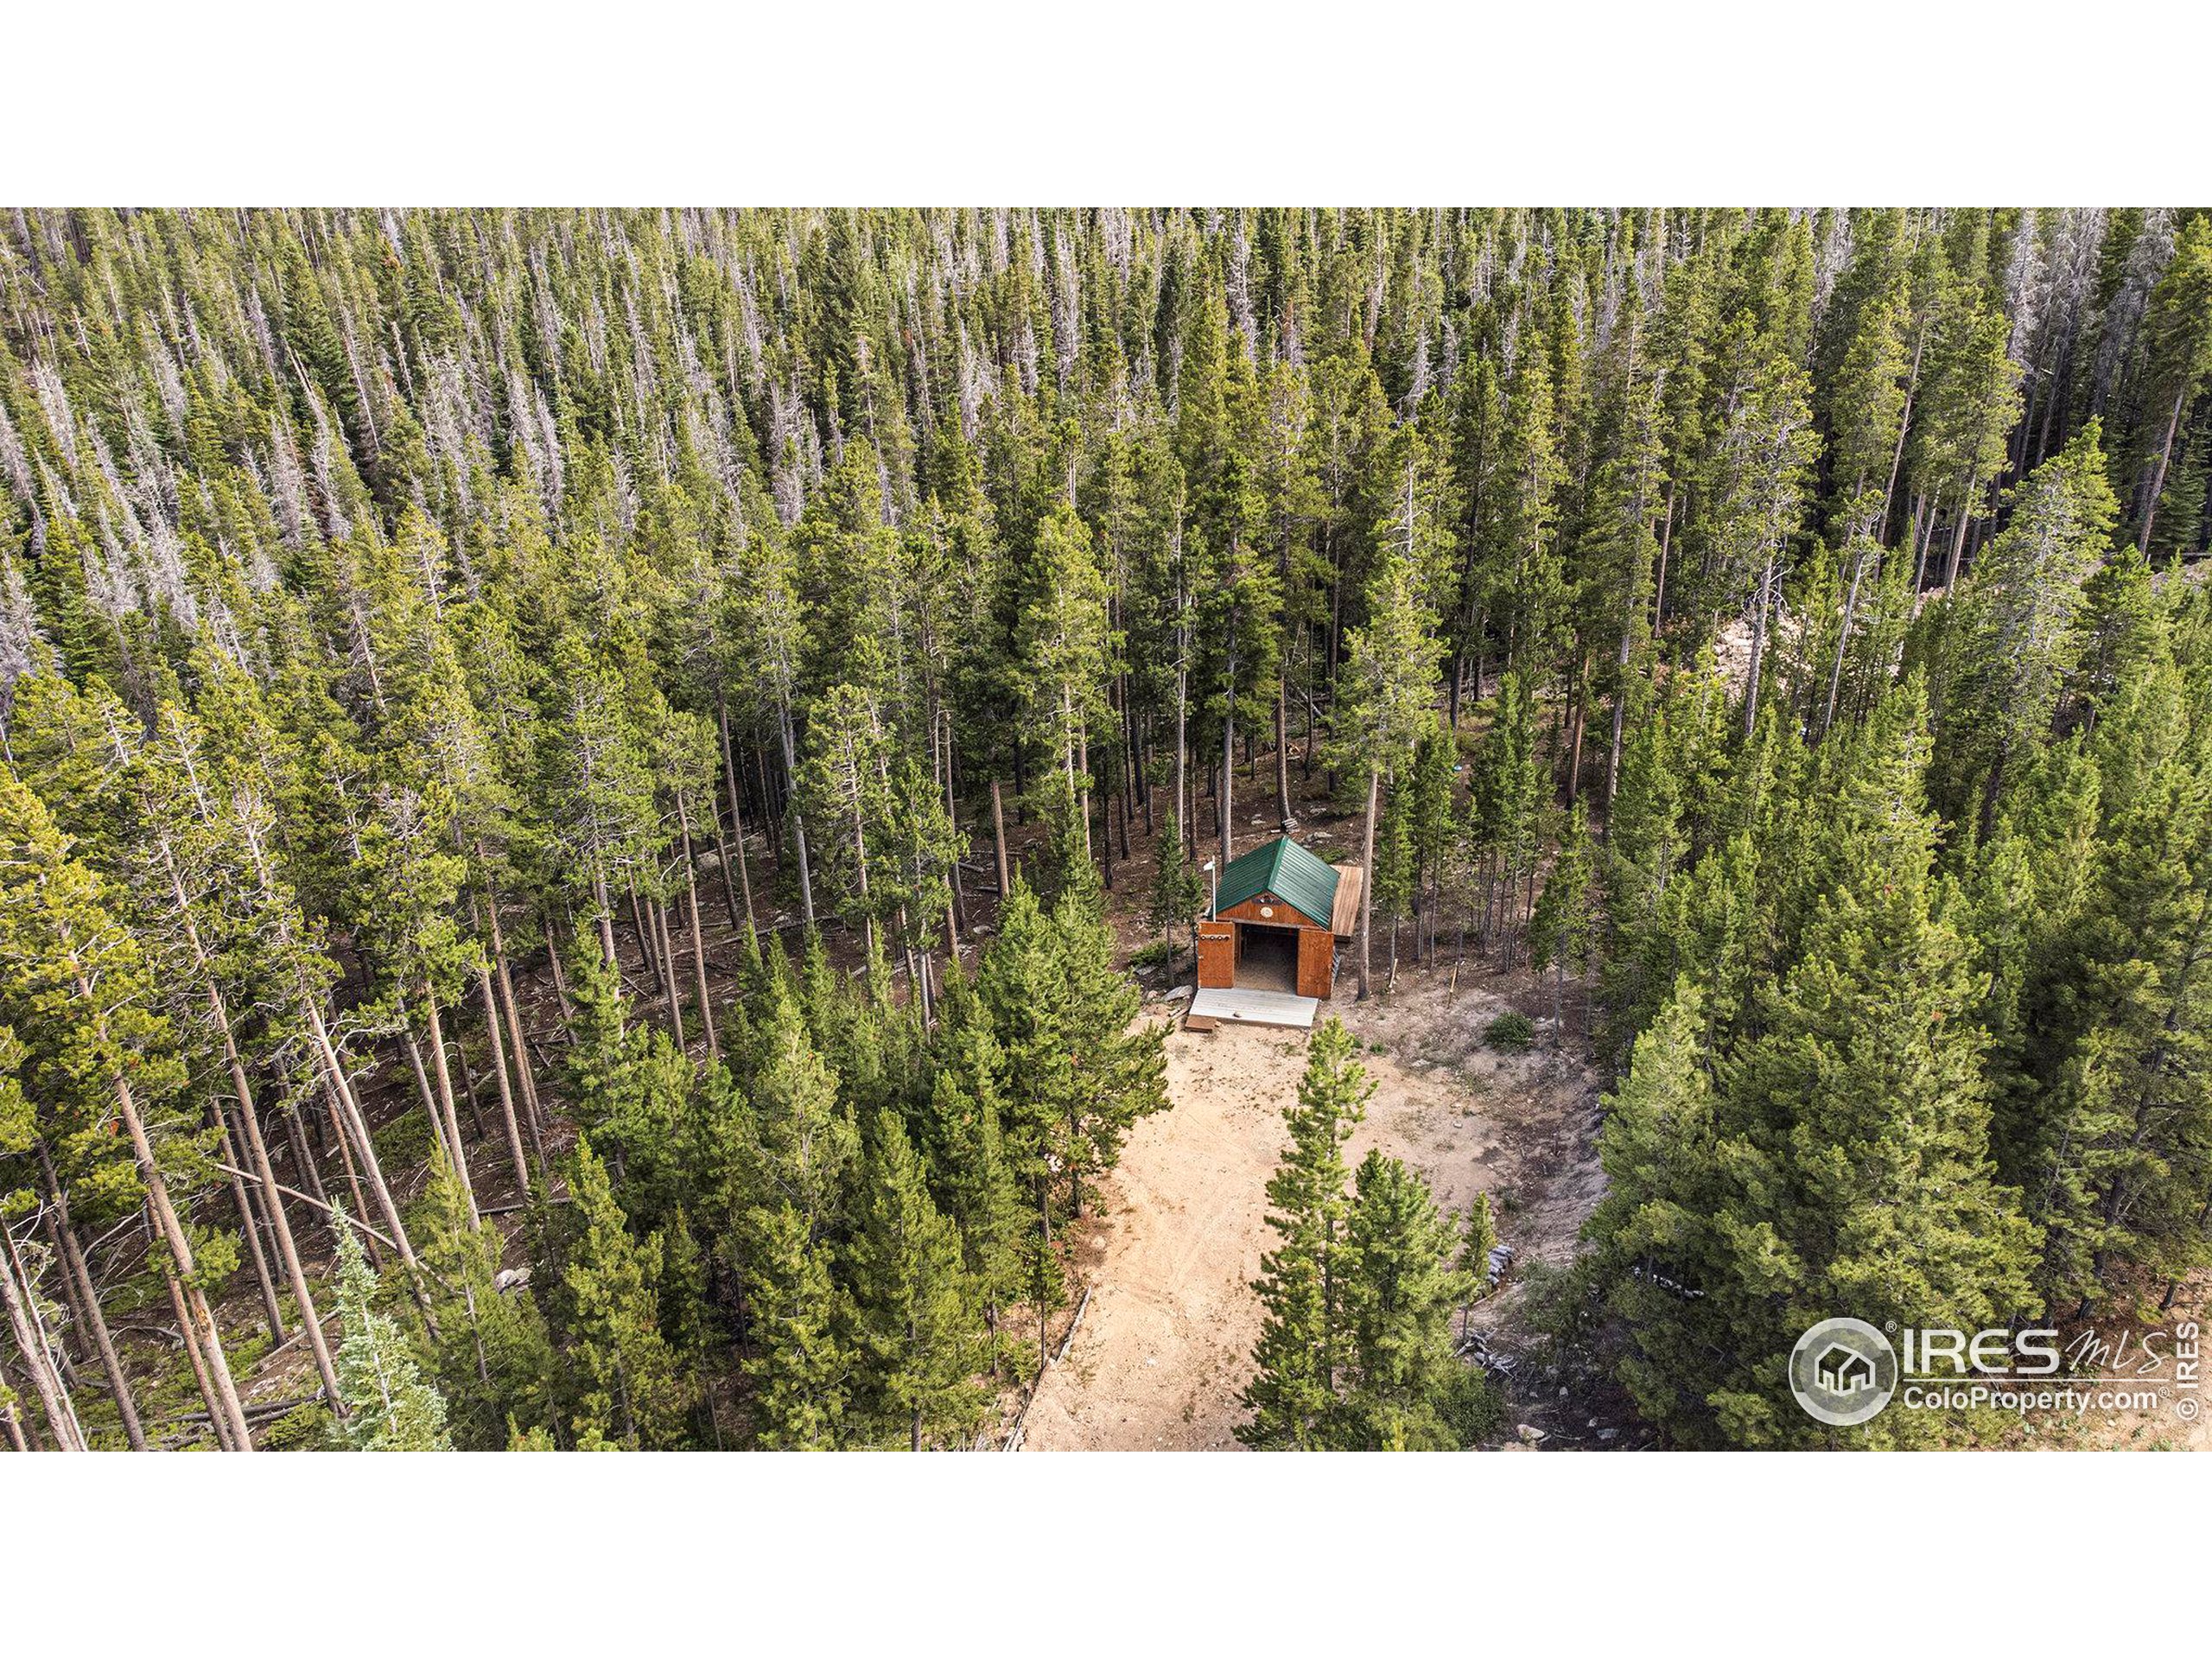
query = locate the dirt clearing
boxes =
[1018,966,1605,1451]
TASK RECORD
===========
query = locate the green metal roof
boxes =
[1213,836,1340,928]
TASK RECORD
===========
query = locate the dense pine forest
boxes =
[2,207,2210,1452]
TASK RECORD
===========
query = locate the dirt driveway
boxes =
[1018,968,1605,1451]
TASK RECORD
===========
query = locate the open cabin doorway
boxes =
[1235,922,1301,994]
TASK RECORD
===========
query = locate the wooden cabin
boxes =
[1196,836,1363,1000]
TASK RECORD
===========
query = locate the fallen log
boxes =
[1052,1283,1093,1366]
[213,1162,399,1250]
[1001,1282,1093,1451]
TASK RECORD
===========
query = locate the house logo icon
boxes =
[1789,1318,1897,1427]
[1816,1344,1875,1396]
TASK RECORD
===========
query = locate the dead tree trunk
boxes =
[651,894,688,1048]
[716,689,760,944]
[1942,470,1979,590]
[37,1144,147,1448]
[422,995,476,1223]
[478,962,534,1198]
[210,1095,286,1343]
[1743,550,1776,739]
[1219,689,1237,871]
[0,1221,83,1450]
[303,997,416,1269]
[217,1067,342,1411]
[484,894,545,1164]
[1822,537,1872,737]
[1357,764,1380,1000]
[543,912,575,1029]
[675,791,720,1058]
[779,705,817,926]
[2139,385,2190,552]
[161,1251,235,1450]
[991,778,1012,898]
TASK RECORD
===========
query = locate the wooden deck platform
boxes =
[1186,988,1320,1031]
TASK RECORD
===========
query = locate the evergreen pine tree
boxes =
[1239,1017,1369,1449]
[330,1211,453,1452]
[561,1138,692,1450]
[1529,799,1599,1040]
[1147,811,1205,959]
[1337,1149,1476,1450]
[1928,422,2120,824]
[742,1199,853,1449]
[415,1154,557,1449]
[843,1113,987,1449]
[1456,1190,1499,1342]
[1329,526,1446,997]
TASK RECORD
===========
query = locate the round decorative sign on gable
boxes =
[1260,905,1274,918]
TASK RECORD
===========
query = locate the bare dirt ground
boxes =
[1020,962,1607,1451]
[1986,1275,2209,1452]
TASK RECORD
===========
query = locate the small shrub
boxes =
[1440,1363,1511,1449]
[1131,939,1182,971]
[1484,1012,1535,1053]
[263,1402,335,1452]
[375,1106,436,1172]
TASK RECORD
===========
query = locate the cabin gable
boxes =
[1219,892,1327,931]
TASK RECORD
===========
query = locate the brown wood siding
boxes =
[1295,927,1335,998]
[1220,893,1327,931]
[1197,921,1236,988]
